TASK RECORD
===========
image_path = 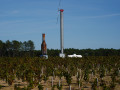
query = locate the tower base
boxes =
[59,53,65,58]
[40,55,48,59]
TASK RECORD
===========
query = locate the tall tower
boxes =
[59,9,65,58]
[41,33,47,55]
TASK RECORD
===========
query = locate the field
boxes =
[0,56,120,90]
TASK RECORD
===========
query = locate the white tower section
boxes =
[59,9,65,58]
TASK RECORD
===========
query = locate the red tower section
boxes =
[60,9,64,12]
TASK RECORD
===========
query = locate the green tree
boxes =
[91,78,98,90]
[27,40,35,57]
[64,72,72,86]
[0,40,4,57]
[12,40,21,57]
[6,40,12,57]
[38,84,44,90]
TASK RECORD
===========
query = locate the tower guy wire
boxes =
[58,0,62,10]
[56,0,62,24]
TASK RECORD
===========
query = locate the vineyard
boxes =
[0,56,120,90]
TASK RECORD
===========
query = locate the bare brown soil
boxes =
[0,75,120,90]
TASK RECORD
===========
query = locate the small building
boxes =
[68,54,82,58]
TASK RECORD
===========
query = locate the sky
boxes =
[0,0,120,50]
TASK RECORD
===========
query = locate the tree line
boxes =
[0,40,35,57]
[0,40,120,57]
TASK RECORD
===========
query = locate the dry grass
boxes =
[0,74,120,90]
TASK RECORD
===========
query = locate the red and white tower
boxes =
[59,9,65,58]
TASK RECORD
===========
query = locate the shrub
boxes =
[38,84,44,90]
[57,83,62,90]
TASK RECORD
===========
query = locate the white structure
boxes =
[40,55,48,59]
[59,9,65,58]
[68,54,82,58]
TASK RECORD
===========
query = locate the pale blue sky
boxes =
[0,0,120,50]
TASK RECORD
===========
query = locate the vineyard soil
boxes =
[0,56,120,90]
